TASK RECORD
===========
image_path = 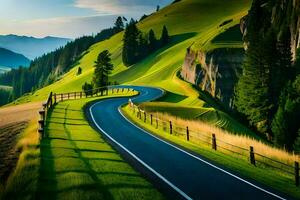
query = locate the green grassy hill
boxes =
[15,0,253,135]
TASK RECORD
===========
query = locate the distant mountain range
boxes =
[0,34,71,59]
[0,48,30,70]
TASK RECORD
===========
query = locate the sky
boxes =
[0,0,172,39]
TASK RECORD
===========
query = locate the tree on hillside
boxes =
[93,50,114,88]
[277,24,293,80]
[148,29,157,52]
[160,25,170,46]
[271,77,300,149]
[122,20,141,66]
[82,82,93,96]
[114,16,125,33]
[156,5,160,12]
[264,28,281,117]
[234,38,271,135]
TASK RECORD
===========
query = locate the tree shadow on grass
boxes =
[37,103,158,199]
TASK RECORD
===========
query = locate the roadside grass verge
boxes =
[2,93,163,200]
[37,95,163,199]
[122,105,300,199]
[140,101,257,138]
[3,119,40,199]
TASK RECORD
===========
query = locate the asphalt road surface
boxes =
[88,86,288,200]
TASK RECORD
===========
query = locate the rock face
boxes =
[273,0,300,60]
[241,0,300,60]
[181,47,244,108]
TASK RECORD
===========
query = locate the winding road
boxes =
[87,86,287,200]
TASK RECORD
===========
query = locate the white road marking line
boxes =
[90,86,286,200]
[90,102,193,200]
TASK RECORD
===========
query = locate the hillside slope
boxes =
[27,0,251,106]
[0,48,30,68]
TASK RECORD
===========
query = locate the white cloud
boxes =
[74,0,155,15]
[0,15,117,38]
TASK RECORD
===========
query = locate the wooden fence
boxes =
[37,86,135,139]
[129,102,300,187]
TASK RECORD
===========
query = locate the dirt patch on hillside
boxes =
[0,102,41,185]
[0,121,28,184]
[0,102,41,127]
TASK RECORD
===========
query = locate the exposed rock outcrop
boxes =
[241,0,300,60]
[181,47,244,108]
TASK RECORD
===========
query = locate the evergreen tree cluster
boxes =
[0,17,125,103]
[234,0,300,150]
[0,89,11,106]
[122,20,170,66]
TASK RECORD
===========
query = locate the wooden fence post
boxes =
[250,146,256,166]
[186,126,190,141]
[150,114,153,125]
[156,118,158,129]
[295,161,299,186]
[68,93,70,99]
[144,112,146,123]
[170,121,173,134]
[38,109,45,138]
[54,94,57,104]
[212,134,217,150]
[80,92,82,99]
[61,94,63,102]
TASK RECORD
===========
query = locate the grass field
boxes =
[1,94,164,200]
[122,105,300,199]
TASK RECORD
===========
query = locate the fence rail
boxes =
[129,102,300,186]
[37,86,136,140]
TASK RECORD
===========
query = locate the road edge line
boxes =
[89,103,193,200]
[118,106,286,200]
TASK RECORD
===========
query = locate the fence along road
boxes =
[88,86,288,200]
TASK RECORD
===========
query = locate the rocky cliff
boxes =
[181,47,244,108]
[241,0,300,60]
[181,0,300,109]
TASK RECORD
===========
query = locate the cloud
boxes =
[74,0,156,15]
[0,15,118,38]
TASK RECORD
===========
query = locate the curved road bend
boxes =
[88,86,287,200]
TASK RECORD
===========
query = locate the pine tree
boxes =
[93,50,114,88]
[277,24,293,80]
[264,28,281,118]
[82,82,93,96]
[160,25,170,46]
[114,16,124,33]
[122,20,141,66]
[272,75,300,149]
[293,130,300,153]
[148,29,157,51]
[234,38,271,134]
